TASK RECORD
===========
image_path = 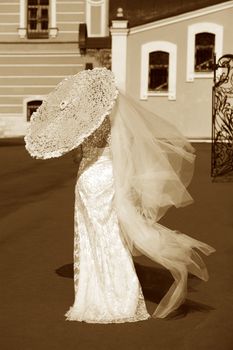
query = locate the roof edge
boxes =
[129,0,233,34]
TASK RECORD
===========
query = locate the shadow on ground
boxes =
[55,261,214,320]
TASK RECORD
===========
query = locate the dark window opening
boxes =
[27,0,49,39]
[195,32,215,72]
[148,51,169,92]
[85,63,93,70]
[27,100,43,121]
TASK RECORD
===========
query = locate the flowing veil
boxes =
[24,65,215,319]
[110,91,215,318]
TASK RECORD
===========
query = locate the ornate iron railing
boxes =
[211,54,233,181]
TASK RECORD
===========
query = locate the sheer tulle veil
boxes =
[24,65,215,319]
[110,91,215,318]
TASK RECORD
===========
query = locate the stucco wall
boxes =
[126,7,233,139]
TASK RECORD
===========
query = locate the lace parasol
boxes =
[24,67,118,159]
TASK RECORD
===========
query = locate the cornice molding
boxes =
[130,1,233,35]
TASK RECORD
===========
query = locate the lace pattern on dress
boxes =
[65,288,150,324]
[73,118,112,295]
[66,118,151,324]
[78,116,111,174]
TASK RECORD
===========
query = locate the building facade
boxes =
[111,1,233,140]
[0,0,233,140]
[0,0,109,137]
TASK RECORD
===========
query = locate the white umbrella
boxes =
[24,67,118,159]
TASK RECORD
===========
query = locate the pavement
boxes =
[0,142,233,350]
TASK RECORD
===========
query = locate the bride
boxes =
[25,67,215,323]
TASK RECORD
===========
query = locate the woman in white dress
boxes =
[65,116,150,323]
[25,68,215,323]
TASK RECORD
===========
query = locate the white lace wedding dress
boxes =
[65,117,150,323]
[24,68,215,323]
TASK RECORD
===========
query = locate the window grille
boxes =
[27,100,43,121]
[148,51,169,92]
[27,0,49,39]
[195,32,215,72]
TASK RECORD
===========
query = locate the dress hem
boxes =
[64,307,151,324]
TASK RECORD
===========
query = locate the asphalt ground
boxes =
[0,142,233,350]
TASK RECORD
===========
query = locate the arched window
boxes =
[140,41,177,100]
[149,51,169,92]
[27,100,42,121]
[195,32,215,72]
[187,23,223,81]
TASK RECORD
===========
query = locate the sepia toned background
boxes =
[0,0,232,139]
[0,1,233,349]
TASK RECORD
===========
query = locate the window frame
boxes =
[24,96,45,122]
[148,50,169,93]
[18,0,57,39]
[186,22,223,81]
[27,0,50,39]
[194,32,215,73]
[140,41,177,100]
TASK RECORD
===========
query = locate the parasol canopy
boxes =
[24,67,118,159]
